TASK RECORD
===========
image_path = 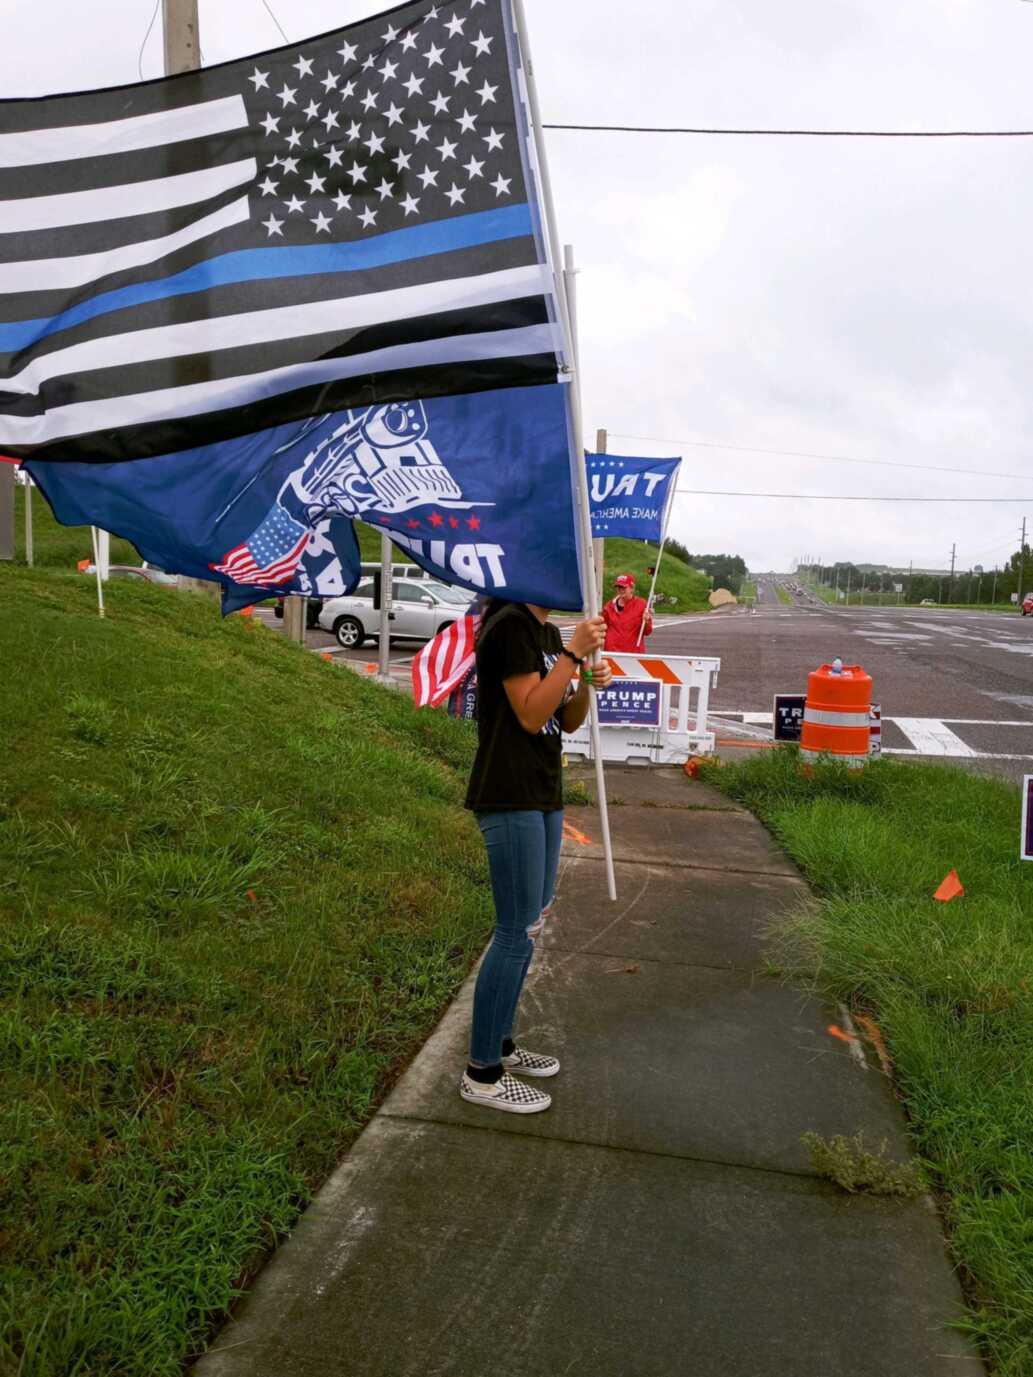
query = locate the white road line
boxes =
[891,718,978,757]
[938,718,1033,726]
[716,712,1033,727]
[885,749,1033,760]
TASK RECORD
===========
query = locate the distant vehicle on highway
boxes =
[318,577,474,649]
[1022,594,1033,616]
[919,599,937,606]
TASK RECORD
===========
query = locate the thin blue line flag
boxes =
[5,0,584,612]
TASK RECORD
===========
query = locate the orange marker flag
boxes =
[933,869,965,902]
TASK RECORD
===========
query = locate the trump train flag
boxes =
[34,384,583,611]
[2,0,583,610]
[586,453,681,542]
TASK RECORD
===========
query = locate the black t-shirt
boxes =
[465,604,568,812]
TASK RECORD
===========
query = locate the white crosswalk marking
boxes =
[885,718,978,757]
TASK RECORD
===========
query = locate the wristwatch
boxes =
[560,646,583,668]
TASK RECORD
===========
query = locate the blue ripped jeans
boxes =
[469,809,564,1067]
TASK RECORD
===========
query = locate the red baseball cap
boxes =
[615,574,636,588]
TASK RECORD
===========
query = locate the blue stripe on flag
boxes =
[0,203,534,353]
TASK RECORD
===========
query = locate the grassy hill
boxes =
[600,537,711,613]
[14,483,139,569]
[0,566,491,1376]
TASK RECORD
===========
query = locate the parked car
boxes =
[318,578,474,649]
[1022,593,1033,616]
[79,562,178,587]
[273,564,436,627]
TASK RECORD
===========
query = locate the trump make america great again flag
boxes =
[0,1,585,611]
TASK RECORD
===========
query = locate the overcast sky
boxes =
[5,0,1033,572]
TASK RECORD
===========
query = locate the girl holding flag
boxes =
[458,599,611,1114]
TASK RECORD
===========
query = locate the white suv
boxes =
[319,578,475,649]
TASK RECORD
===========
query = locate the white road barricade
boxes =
[565,652,721,765]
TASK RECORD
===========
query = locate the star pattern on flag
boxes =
[241,0,523,242]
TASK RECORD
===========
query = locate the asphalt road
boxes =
[257,585,1033,781]
[645,582,1033,782]
[255,605,425,687]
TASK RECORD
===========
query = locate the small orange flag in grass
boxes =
[933,869,965,902]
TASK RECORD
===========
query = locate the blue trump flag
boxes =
[587,454,681,541]
[28,382,584,613]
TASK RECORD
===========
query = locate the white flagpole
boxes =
[563,245,616,901]
[638,464,680,644]
[90,526,106,619]
[510,0,616,901]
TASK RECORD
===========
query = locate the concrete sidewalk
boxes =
[196,767,982,1377]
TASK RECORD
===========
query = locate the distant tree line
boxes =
[799,545,1032,605]
[665,542,748,594]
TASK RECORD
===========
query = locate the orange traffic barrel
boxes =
[799,662,872,766]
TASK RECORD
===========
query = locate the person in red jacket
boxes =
[602,573,654,652]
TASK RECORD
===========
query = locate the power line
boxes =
[137,0,161,79]
[611,432,1032,483]
[544,123,1033,138]
[258,0,290,44]
[673,489,1033,502]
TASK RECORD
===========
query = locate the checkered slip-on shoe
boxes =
[459,1072,552,1114]
[502,1046,561,1078]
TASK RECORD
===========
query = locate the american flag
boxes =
[209,506,310,586]
[412,610,478,705]
[0,0,564,466]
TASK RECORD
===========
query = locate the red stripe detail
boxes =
[637,658,681,685]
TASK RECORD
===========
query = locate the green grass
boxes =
[739,579,757,603]
[600,537,711,613]
[14,484,140,570]
[700,748,1033,1375]
[806,582,838,604]
[774,583,792,605]
[930,603,1022,615]
[0,565,491,1377]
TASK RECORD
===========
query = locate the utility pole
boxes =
[992,566,999,606]
[1019,517,1028,609]
[163,0,199,72]
[164,0,222,609]
[845,568,852,605]
[593,428,606,608]
[948,542,956,604]
[976,568,983,605]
